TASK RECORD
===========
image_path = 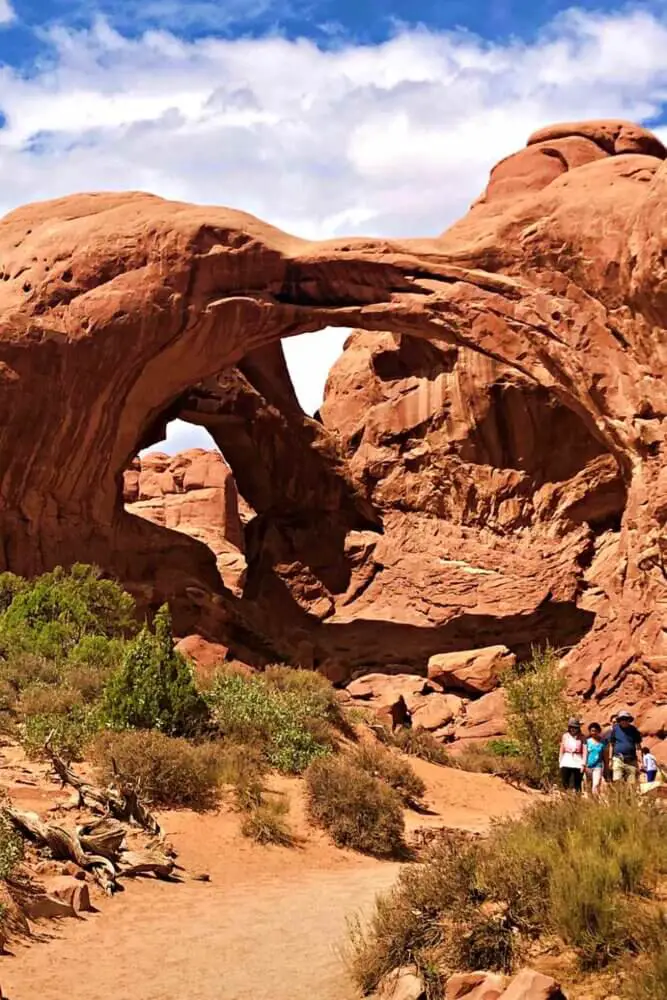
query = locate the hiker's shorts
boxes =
[612,757,637,783]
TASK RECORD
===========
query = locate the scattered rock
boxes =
[376,965,426,1000]
[43,876,92,915]
[411,693,465,731]
[445,971,506,999]
[498,968,566,999]
[428,647,516,695]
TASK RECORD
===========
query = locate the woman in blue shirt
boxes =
[585,722,606,796]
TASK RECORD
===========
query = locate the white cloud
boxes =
[0,0,13,24]
[1,8,667,443]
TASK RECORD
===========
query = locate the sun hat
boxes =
[568,717,581,727]
[617,709,634,721]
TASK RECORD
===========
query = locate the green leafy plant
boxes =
[21,705,101,762]
[0,564,136,660]
[306,755,405,857]
[102,604,209,737]
[207,670,335,774]
[504,645,577,788]
[0,811,23,883]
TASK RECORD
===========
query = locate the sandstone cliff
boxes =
[1,118,667,746]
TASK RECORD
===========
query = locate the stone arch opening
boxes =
[3,114,667,704]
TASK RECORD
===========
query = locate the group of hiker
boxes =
[559,710,660,794]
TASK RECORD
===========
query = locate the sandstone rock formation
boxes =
[124,449,247,593]
[1,119,667,746]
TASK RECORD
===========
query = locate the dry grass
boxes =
[91,729,224,810]
[306,755,405,857]
[350,743,426,805]
[349,791,667,997]
[241,796,296,847]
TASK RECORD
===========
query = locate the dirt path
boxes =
[3,861,399,1000]
[1,752,535,1000]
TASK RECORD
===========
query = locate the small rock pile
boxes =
[375,966,566,1000]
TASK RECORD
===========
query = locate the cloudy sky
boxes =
[2,1,667,451]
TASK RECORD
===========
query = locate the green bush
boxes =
[0,573,26,615]
[91,729,223,809]
[21,705,101,762]
[0,812,24,881]
[351,743,425,805]
[102,604,209,737]
[0,564,136,660]
[207,670,335,774]
[306,755,405,857]
[504,645,577,788]
[350,791,667,996]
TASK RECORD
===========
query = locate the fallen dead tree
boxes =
[45,738,161,837]
[2,744,177,895]
[3,807,175,895]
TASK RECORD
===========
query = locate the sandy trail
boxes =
[3,862,399,1000]
[1,755,533,1000]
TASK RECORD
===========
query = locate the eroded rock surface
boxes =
[124,449,247,594]
[1,118,667,747]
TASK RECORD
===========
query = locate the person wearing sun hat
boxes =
[609,709,642,783]
[559,717,585,793]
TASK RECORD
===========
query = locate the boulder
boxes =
[455,690,508,740]
[43,876,92,915]
[175,634,231,683]
[498,969,566,1000]
[445,971,506,999]
[412,693,465,731]
[376,965,426,1000]
[428,647,516,695]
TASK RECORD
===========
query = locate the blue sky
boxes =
[0,0,666,449]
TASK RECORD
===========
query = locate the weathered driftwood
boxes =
[4,806,176,894]
[77,817,126,860]
[3,807,117,894]
[46,742,161,837]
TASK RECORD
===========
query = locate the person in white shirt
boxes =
[642,746,659,784]
[559,717,585,793]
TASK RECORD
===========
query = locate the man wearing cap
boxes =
[609,710,642,783]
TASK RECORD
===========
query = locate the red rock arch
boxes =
[1,120,667,714]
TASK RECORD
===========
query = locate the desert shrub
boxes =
[351,743,425,805]
[0,573,26,615]
[263,665,347,727]
[306,755,405,856]
[378,725,452,765]
[504,645,577,788]
[102,604,209,737]
[216,742,267,811]
[637,947,667,1000]
[485,738,521,757]
[241,797,295,846]
[0,564,136,660]
[350,791,667,996]
[207,670,335,773]
[0,812,23,880]
[455,743,542,788]
[20,705,101,761]
[91,729,223,809]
